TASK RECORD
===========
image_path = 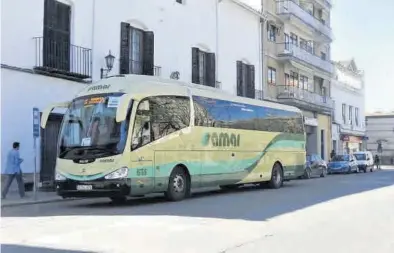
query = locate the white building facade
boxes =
[331,59,366,154]
[366,113,394,165]
[1,0,264,185]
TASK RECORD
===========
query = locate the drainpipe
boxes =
[215,0,221,87]
[260,0,267,100]
[91,0,96,81]
[258,15,263,99]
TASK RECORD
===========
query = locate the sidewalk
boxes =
[1,190,74,208]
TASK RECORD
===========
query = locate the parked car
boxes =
[353,151,374,173]
[303,154,328,179]
[328,154,359,174]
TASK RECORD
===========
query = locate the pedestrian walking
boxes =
[374,154,380,170]
[1,142,25,199]
[330,149,336,160]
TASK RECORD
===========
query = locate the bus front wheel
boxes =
[165,166,190,201]
[269,163,284,189]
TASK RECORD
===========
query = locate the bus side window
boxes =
[150,96,190,140]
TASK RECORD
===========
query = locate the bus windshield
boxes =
[58,93,131,159]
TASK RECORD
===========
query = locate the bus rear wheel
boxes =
[165,166,189,201]
[269,163,283,189]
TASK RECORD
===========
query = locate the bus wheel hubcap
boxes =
[173,175,184,193]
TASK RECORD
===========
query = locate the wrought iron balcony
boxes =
[277,43,334,74]
[33,37,92,80]
[276,0,333,41]
[119,59,161,76]
[276,85,334,113]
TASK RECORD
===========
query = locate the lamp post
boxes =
[100,50,115,79]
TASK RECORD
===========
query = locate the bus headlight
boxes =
[55,172,66,181]
[104,167,129,180]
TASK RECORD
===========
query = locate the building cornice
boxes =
[228,0,267,21]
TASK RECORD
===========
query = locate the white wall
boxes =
[218,0,261,94]
[1,68,85,174]
[331,69,365,132]
[0,0,94,70]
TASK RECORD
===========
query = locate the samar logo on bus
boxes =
[202,132,240,147]
[87,84,111,92]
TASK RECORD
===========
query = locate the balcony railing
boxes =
[277,43,334,74]
[33,37,92,80]
[120,59,161,77]
[276,85,334,111]
[276,0,333,40]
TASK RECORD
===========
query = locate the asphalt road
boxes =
[1,167,394,253]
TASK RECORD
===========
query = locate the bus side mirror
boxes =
[41,101,70,129]
[116,94,133,123]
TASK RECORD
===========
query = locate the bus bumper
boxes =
[55,178,131,198]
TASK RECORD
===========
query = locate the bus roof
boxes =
[76,74,302,113]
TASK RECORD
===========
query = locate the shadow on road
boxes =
[1,244,92,253]
[2,169,394,222]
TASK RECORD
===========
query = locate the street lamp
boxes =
[100,50,115,79]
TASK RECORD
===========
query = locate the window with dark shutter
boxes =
[43,0,71,72]
[191,48,215,86]
[236,61,243,96]
[236,61,255,98]
[191,47,200,84]
[247,65,255,99]
[143,31,155,75]
[119,22,130,74]
[205,52,216,87]
[119,23,155,76]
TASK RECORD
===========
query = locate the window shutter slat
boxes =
[236,61,243,96]
[143,31,155,76]
[242,63,248,96]
[43,0,57,68]
[191,47,200,84]
[247,64,256,99]
[119,22,130,74]
[205,52,216,87]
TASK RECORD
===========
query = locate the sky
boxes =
[241,0,394,113]
[331,0,394,113]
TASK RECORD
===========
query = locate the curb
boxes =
[1,197,80,208]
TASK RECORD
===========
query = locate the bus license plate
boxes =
[77,185,93,191]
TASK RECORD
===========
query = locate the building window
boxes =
[300,75,308,90]
[268,67,276,85]
[321,52,327,60]
[119,22,155,76]
[342,103,346,124]
[355,107,359,126]
[237,61,255,98]
[290,33,298,46]
[43,0,71,72]
[129,28,144,74]
[267,24,276,42]
[289,71,299,87]
[285,73,290,86]
[176,0,184,3]
[349,106,353,125]
[192,47,216,87]
[284,33,290,50]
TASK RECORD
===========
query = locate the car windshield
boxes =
[354,154,366,160]
[332,155,350,162]
[58,93,131,159]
